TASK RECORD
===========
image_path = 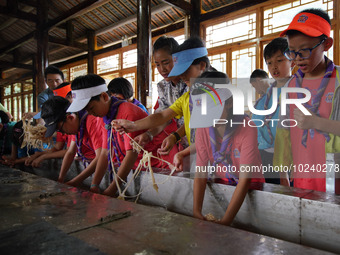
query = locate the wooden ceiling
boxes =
[0,0,267,84]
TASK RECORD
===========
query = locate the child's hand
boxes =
[66,179,81,187]
[133,132,150,148]
[90,184,100,194]
[294,108,317,130]
[193,211,205,220]
[31,158,43,168]
[173,152,184,172]
[111,119,136,134]
[157,134,177,155]
[25,157,34,166]
[58,176,65,183]
[2,156,16,168]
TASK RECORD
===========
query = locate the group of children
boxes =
[1,8,338,226]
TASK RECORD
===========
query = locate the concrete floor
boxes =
[0,166,335,255]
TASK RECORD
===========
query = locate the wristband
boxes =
[171,131,181,143]
[146,130,153,141]
[90,183,99,188]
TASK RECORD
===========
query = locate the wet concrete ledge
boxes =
[5,159,340,254]
[0,165,335,255]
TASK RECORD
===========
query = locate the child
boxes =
[251,38,292,184]
[133,36,189,150]
[274,8,338,192]
[0,110,16,157]
[108,77,148,114]
[41,96,103,185]
[113,37,213,171]
[249,69,270,97]
[67,74,175,196]
[25,82,73,167]
[191,71,264,226]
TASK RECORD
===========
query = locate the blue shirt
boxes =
[251,85,282,150]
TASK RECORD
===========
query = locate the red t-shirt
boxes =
[56,131,72,148]
[101,102,176,169]
[70,115,103,160]
[288,69,336,192]
[195,118,264,184]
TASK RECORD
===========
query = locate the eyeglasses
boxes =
[284,39,325,61]
[56,118,66,133]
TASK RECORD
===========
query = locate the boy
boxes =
[67,74,174,196]
[275,8,337,192]
[108,77,148,114]
[25,82,73,167]
[41,96,103,185]
[250,69,270,97]
[251,38,292,184]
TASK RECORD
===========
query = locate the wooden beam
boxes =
[36,0,49,96]
[48,36,88,51]
[0,61,32,70]
[200,0,269,22]
[161,0,192,14]
[87,30,96,73]
[0,32,35,58]
[45,0,111,30]
[0,5,35,31]
[66,20,74,45]
[190,0,201,37]
[17,0,38,8]
[95,3,170,36]
[0,6,37,22]
[136,0,151,106]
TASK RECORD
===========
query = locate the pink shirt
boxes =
[288,70,336,192]
[195,118,264,183]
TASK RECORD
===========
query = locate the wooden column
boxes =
[32,57,37,112]
[36,0,49,99]
[87,29,95,74]
[136,0,151,106]
[190,0,201,37]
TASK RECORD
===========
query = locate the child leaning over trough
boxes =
[191,71,264,226]
[41,96,103,186]
[66,74,176,196]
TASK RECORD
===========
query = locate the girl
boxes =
[113,36,214,171]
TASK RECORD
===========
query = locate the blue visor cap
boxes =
[168,47,208,77]
[33,112,41,119]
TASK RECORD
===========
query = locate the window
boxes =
[61,69,69,82]
[206,13,256,48]
[263,0,333,35]
[97,54,120,74]
[70,63,87,81]
[2,79,33,121]
[209,53,227,74]
[232,46,256,110]
[123,49,137,68]
[123,72,136,97]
